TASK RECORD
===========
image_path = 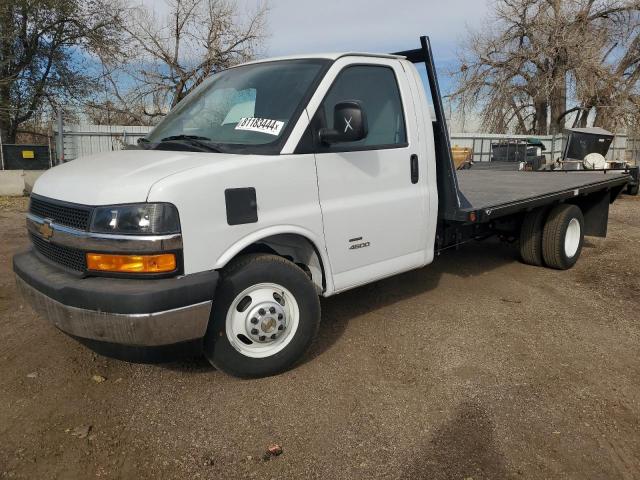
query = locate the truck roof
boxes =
[240,52,405,66]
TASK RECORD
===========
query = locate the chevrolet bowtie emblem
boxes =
[39,220,54,240]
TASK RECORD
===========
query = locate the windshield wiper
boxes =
[161,135,211,142]
[158,135,223,153]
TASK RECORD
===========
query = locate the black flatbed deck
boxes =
[396,37,631,225]
[454,170,630,222]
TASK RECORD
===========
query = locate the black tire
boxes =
[542,204,584,270]
[519,208,548,266]
[627,183,639,196]
[204,254,320,378]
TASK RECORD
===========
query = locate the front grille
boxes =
[29,196,93,231]
[30,233,87,272]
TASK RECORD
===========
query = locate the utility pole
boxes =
[0,129,4,170]
[47,126,53,168]
[56,108,64,164]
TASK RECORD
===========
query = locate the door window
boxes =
[315,65,407,151]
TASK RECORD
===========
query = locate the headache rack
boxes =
[393,36,471,222]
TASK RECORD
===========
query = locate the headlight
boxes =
[90,203,180,235]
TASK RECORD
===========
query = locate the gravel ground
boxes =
[0,194,639,480]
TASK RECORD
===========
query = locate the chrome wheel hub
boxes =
[226,283,300,358]
[246,300,287,343]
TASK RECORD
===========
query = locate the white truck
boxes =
[14,37,630,377]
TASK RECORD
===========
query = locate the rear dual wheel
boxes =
[519,207,548,266]
[542,204,584,270]
[519,204,584,270]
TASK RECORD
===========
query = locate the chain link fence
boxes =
[54,124,152,162]
[50,124,640,166]
[450,133,638,164]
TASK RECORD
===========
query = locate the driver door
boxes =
[311,61,427,292]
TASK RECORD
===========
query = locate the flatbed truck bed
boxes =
[456,170,630,222]
[397,37,630,253]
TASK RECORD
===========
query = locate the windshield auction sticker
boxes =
[235,117,284,136]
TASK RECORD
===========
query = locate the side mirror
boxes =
[319,101,368,145]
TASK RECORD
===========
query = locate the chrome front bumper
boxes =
[13,248,219,348]
[16,276,212,346]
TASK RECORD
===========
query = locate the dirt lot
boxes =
[1,194,639,480]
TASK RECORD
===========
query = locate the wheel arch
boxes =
[214,226,333,295]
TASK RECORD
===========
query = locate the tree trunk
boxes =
[0,123,11,144]
[0,4,15,144]
[550,68,567,134]
[0,86,14,143]
[534,98,548,135]
[593,90,615,131]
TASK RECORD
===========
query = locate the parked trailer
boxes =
[14,36,630,377]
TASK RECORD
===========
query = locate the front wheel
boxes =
[204,254,320,378]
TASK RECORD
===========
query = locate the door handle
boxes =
[410,154,419,184]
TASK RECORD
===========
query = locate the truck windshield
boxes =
[143,59,329,154]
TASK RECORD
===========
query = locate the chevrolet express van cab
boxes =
[14,37,630,377]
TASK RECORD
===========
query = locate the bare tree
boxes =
[93,0,268,125]
[0,0,127,143]
[452,0,640,135]
[573,33,640,130]
[84,101,152,125]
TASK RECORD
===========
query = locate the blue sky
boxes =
[140,0,491,95]
[264,0,491,94]
[263,0,489,56]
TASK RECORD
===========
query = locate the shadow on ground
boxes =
[164,238,518,371]
[403,401,513,480]
[306,238,518,361]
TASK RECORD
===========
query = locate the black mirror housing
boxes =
[319,100,368,145]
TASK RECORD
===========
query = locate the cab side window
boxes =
[315,65,407,151]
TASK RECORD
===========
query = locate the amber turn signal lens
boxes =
[86,253,176,273]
